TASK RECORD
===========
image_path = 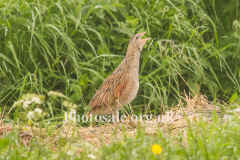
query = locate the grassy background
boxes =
[0,0,240,113]
[0,0,240,159]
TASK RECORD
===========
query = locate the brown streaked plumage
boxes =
[89,32,150,115]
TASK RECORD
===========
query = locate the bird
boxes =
[88,32,150,115]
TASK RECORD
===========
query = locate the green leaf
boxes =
[229,92,239,104]
[0,138,10,153]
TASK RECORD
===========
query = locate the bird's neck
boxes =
[124,50,140,72]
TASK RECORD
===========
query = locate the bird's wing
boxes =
[88,67,128,114]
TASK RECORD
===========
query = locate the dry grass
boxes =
[0,95,229,149]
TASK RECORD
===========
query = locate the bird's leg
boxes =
[88,113,97,128]
[129,104,134,115]
[125,104,138,127]
[111,99,121,124]
[122,104,133,121]
[87,112,94,128]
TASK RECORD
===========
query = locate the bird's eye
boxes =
[136,36,140,39]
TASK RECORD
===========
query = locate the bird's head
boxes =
[127,32,150,56]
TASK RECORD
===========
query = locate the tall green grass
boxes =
[0,0,239,114]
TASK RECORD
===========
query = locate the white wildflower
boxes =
[88,154,96,159]
[48,91,69,99]
[14,93,45,109]
[27,111,35,120]
[232,108,240,113]
[13,100,24,107]
[34,108,42,115]
[63,100,77,109]
[32,97,42,104]
[95,5,102,9]
[233,20,240,30]
[66,150,75,156]
[23,100,32,109]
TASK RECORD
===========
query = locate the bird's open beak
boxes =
[138,32,150,43]
[136,32,150,48]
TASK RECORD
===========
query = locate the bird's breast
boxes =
[119,68,139,105]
